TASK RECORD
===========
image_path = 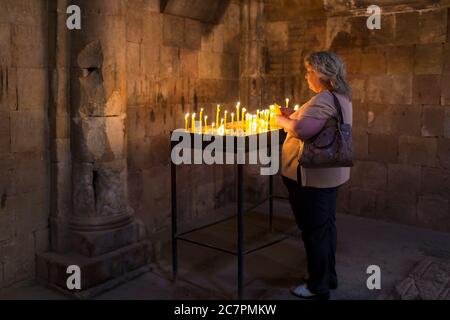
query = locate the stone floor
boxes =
[1,200,450,300]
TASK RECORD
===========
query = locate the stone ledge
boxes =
[36,241,152,299]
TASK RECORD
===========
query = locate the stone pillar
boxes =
[37,0,150,298]
[239,0,265,108]
[68,0,137,256]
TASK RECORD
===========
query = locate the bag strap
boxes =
[329,91,345,125]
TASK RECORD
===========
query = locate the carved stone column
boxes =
[37,0,150,298]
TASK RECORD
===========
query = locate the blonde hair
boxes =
[305,51,352,100]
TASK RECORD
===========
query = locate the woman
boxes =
[275,51,352,300]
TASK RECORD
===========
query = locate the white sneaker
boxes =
[290,284,330,300]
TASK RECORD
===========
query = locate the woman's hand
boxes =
[275,114,288,128]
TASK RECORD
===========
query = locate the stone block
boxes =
[418,9,447,44]
[413,75,441,105]
[0,23,11,65]
[369,13,395,46]
[0,162,14,201]
[350,160,387,191]
[184,19,202,50]
[441,74,450,105]
[360,49,386,75]
[366,75,412,105]
[387,164,421,196]
[163,14,184,47]
[337,48,361,75]
[391,105,421,136]
[14,151,48,193]
[3,234,36,284]
[367,103,391,134]
[126,8,143,44]
[445,107,450,139]
[0,67,17,112]
[349,15,371,47]
[180,49,198,78]
[142,12,163,45]
[265,21,288,50]
[417,196,450,232]
[399,136,437,167]
[421,166,450,198]
[414,44,443,75]
[351,101,367,130]
[444,43,450,74]
[368,134,398,163]
[0,193,14,243]
[14,189,49,237]
[17,68,48,110]
[221,53,239,79]
[395,11,419,45]
[140,44,159,79]
[11,23,47,67]
[386,46,414,75]
[11,110,47,154]
[346,75,364,102]
[349,188,378,218]
[34,227,50,255]
[377,192,417,226]
[422,105,445,137]
[352,128,368,160]
[126,42,141,75]
[437,138,450,169]
[211,23,224,53]
[159,46,180,78]
[0,111,10,154]
[223,26,240,54]
[198,51,222,79]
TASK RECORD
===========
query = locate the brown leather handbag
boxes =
[298,91,353,168]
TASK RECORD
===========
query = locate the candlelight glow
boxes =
[181,101,284,135]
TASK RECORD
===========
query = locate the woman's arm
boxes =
[275,114,327,140]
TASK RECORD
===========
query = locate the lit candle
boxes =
[285,98,289,108]
[199,108,204,131]
[241,108,246,129]
[191,113,196,132]
[224,110,228,129]
[204,115,208,128]
[236,102,240,123]
[231,112,234,127]
[185,113,189,131]
[216,105,220,129]
[256,109,260,120]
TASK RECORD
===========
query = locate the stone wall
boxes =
[125,0,242,235]
[251,0,450,232]
[0,1,50,289]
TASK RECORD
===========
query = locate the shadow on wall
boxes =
[161,0,231,30]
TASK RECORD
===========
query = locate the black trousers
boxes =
[282,168,339,295]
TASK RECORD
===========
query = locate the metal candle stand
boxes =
[170,129,288,300]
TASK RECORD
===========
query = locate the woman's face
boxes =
[305,65,324,93]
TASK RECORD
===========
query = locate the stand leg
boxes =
[269,173,273,232]
[171,158,178,282]
[237,163,244,300]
